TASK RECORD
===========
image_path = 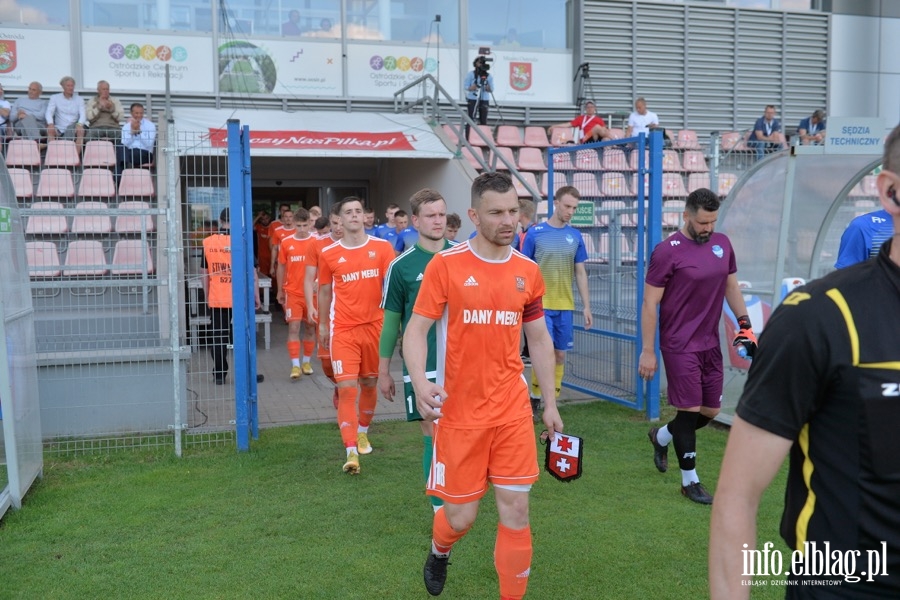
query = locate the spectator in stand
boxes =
[445,212,461,241]
[463,56,493,138]
[282,10,303,36]
[748,105,787,161]
[797,109,826,146]
[0,83,10,142]
[626,97,674,146]
[85,80,124,142]
[364,206,377,236]
[376,203,400,238]
[116,103,156,177]
[46,76,87,152]
[11,81,48,142]
[549,101,612,145]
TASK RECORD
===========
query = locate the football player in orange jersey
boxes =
[276,208,316,381]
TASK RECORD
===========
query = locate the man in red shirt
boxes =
[549,100,611,144]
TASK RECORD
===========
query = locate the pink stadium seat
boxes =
[26,241,61,278]
[64,240,108,276]
[687,172,711,193]
[536,200,549,217]
[620,236,637,264]
[629,149,648,171]
[848,182,867,197]
[600,172,630,198]
[441,124,459,145]
[552,151,576,171]
[487,146,515,170]
[44,140,80,168]
[570,172,602,198]
[462,146,485,170]
[718,173,738,197]
[496,126,524,147]
[540,172,567,198]
[575,149,602,171]
[603,200,627,227]
[111,239,154,275]
[517,147,546,171]
[468,125,494,147]
[601,148,628,171]
[675,129,702,150]
[512,172,540,198]
[116,201,155,233]
[583,231,608,263]
[662,150,682,172]
[523,126,550,148]
[9,168,33,199]
[662,173,688,198]
[594,233,610,263]
[721,132,743,152]
[25,201,68,234]
[78,168,116,199]
[663,200,683,228]
[36,168,75,198]
[5,139,41,168]
[549,127,574,146]
[631,173,649,198]
[606,128,625,140]
[72,201,112,234]
[82,141,117,168]
[118,168,155,197]
[682,150,709,172]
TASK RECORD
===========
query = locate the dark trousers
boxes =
[209,307,233,379]
[465,99,489,138]
[115,146,154,178]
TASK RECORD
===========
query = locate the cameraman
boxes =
[464,56,493,138]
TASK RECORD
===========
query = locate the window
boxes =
[83,1,213,31]
[219,0,340,38]
[468,0,569,49]
[346,0,460,44]
[0,0,69,27]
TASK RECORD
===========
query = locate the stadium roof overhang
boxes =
[172,108,454,159]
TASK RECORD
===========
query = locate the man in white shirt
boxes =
[10,81,48,142]
[116,103,157,178]
[626,97,673,145]
[45,76,87,151]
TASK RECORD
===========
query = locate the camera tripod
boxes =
[574,62,596,108]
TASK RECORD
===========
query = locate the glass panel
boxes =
[0,0,69,27]
[218,0,340,38]
[468,0,568,49]
[346,0,459,44]
[82,0,213,31]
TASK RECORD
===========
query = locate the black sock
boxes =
[695,415,712,430]
[669,411,699,471]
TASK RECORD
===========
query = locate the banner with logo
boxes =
[545,432,583,482]
[469,49,572,104]
[82,32,213,93]
[218,39,342,97]
[0,30,72,89]
[347,43,461,99]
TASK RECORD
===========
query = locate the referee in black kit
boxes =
[710,123,900,598]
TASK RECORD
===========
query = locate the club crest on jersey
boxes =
[515,276,525,292]
[565,234,574,245]
[368,250,376,259]
[712,244,724,259]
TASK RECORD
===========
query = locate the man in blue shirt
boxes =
[382,210,407,250]
[375,203,399,239]
[463,56,493,138]
[797,109,826,145]
[835,208,892,268]
[748,105,786,161]
[364,206,377,237]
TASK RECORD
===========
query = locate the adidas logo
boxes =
[338,256,347,263]
[464,275,478,286]
[416,272,424,281]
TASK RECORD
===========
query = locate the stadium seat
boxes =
[662,200,683,228]
[36,168,75,198]
[662,150,683,172]
[517,147,546,171]
[594,203,610,227]
[603,200,627,227]
[72,201,113,234]
[9,168,34,200]
[78,168,116,199]
[662,173,688,198]
[44,140,80,168]
[595,233,610,263]
[111,239,154,275]
[549,127,575,146]
[575,148,602,171]
[718,173,738,197]
[5,139,41,168]
[82,140,117,168]
[583,231,608,263]
[468,125,494,147]
[675,129,702,150]
[570,172,602,198]
[25,201,68,235]
[606,128,625,140]
[601,148,629,171]
[552,151,576,171]
[25,241,61,278]
[496,125,524,147]
[631,173,649,198]
[629,149,648,171]
[540,172,567,198]
[512,172,539,198]
[619,236,637,264]
[848,182,868,197]
[600,172,630,198]
[523,126,550,148]
[118,168,155,197]
[487,146,515,170]
[64,240,108,276]
[682,150,708,172]
[687,172,711,193]
[116,201,155,233]
[462,146,485,170]
[441,124,460,145]
[536,200,549,217]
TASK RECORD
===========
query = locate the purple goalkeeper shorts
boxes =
[661,347,723,409]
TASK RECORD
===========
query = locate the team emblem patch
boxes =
[544,432,583,482]
[515,276,525,292]
[565,234,574,245]
[368,250,376,259]
[712,244,724,259]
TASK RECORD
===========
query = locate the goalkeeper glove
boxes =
[733,315,758,359]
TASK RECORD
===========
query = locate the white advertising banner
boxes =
[82,32,214,93]
[468,49,572,105]
[824,117,886,155]
[218,39,342,97]
[347,43,461,99]
[0,30,72,89]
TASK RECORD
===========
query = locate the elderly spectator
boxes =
[0,83,10,142]
[85,80,124,142]
[797,109,827,145]
[748,104,787,161]
[115,103,156,178]
[46,76,87,151]
[10,81,48,142]
[549,101,612,144]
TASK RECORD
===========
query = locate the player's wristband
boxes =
[737,315,752,330]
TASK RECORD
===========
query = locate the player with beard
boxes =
[638,188,755,505]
